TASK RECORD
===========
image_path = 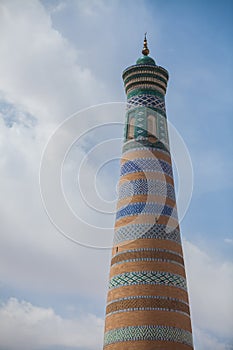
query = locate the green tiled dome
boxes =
[136,55,156,65]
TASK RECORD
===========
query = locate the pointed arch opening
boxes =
[128,116,135,140]
[147,114,156,137]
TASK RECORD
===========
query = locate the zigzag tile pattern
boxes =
[116,202,178,221]
[113,223,181,244]
[127,94,166,112]
[120,158,173,177]
[109,271,187,291]
[118,179,176,201]
[104,325,193,347]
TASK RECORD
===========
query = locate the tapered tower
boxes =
[103,36,193,350]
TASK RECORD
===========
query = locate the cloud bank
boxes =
[0,298,103,350]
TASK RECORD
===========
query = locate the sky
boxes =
[0,0,233,349]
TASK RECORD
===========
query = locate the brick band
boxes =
[104,340,192,350]
[111,248,184,267]
[106,296,190,316]
[115,214,179,229]
[119,171,174,186]
[121,147,171,164]
[114,238,183,256]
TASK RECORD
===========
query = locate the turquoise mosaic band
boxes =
[113,223,181,244]
[124,106,169,147]
[122,140,169,153]
[127,88,165,101]
[108,271,187,291]
[104,325,193,347]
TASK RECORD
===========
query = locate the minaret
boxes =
[103,35,193,350]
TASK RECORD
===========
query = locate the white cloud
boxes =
[74,0,110,17]
[0,0,118,297]
[0,0,108,124]
[194,327,233,350]
[0,298,103,350]
[184,239,233,345]
[0,113,112,296]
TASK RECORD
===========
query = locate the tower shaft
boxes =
[103,39,193,350]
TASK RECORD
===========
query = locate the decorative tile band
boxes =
[106,296,190,316]
[118,179,176,201]
[113,223,181,245]
[122,65,169,81]
[126,88,165,101]
[116,202,178,221]
[122,139,169,153]
[107,295,189,306]
[111,248,184,267]
[104,325,193,347]
[125,75,167,87]
[120,158,173,178]
[127,93,166,112]
[122,144,170,159]
[125,81,166,96]
[108,271,187,291]
[124,73,168,86]
[125,77,167,93]
[113,247,183,258]
[111,258,184,269]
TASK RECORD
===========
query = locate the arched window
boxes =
[128,116,135,139]
[147,115,156,137]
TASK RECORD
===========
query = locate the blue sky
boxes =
[0,0,232,349]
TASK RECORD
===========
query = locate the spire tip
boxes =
[142,33,149,56]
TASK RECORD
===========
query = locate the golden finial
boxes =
[142,32,149,56]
